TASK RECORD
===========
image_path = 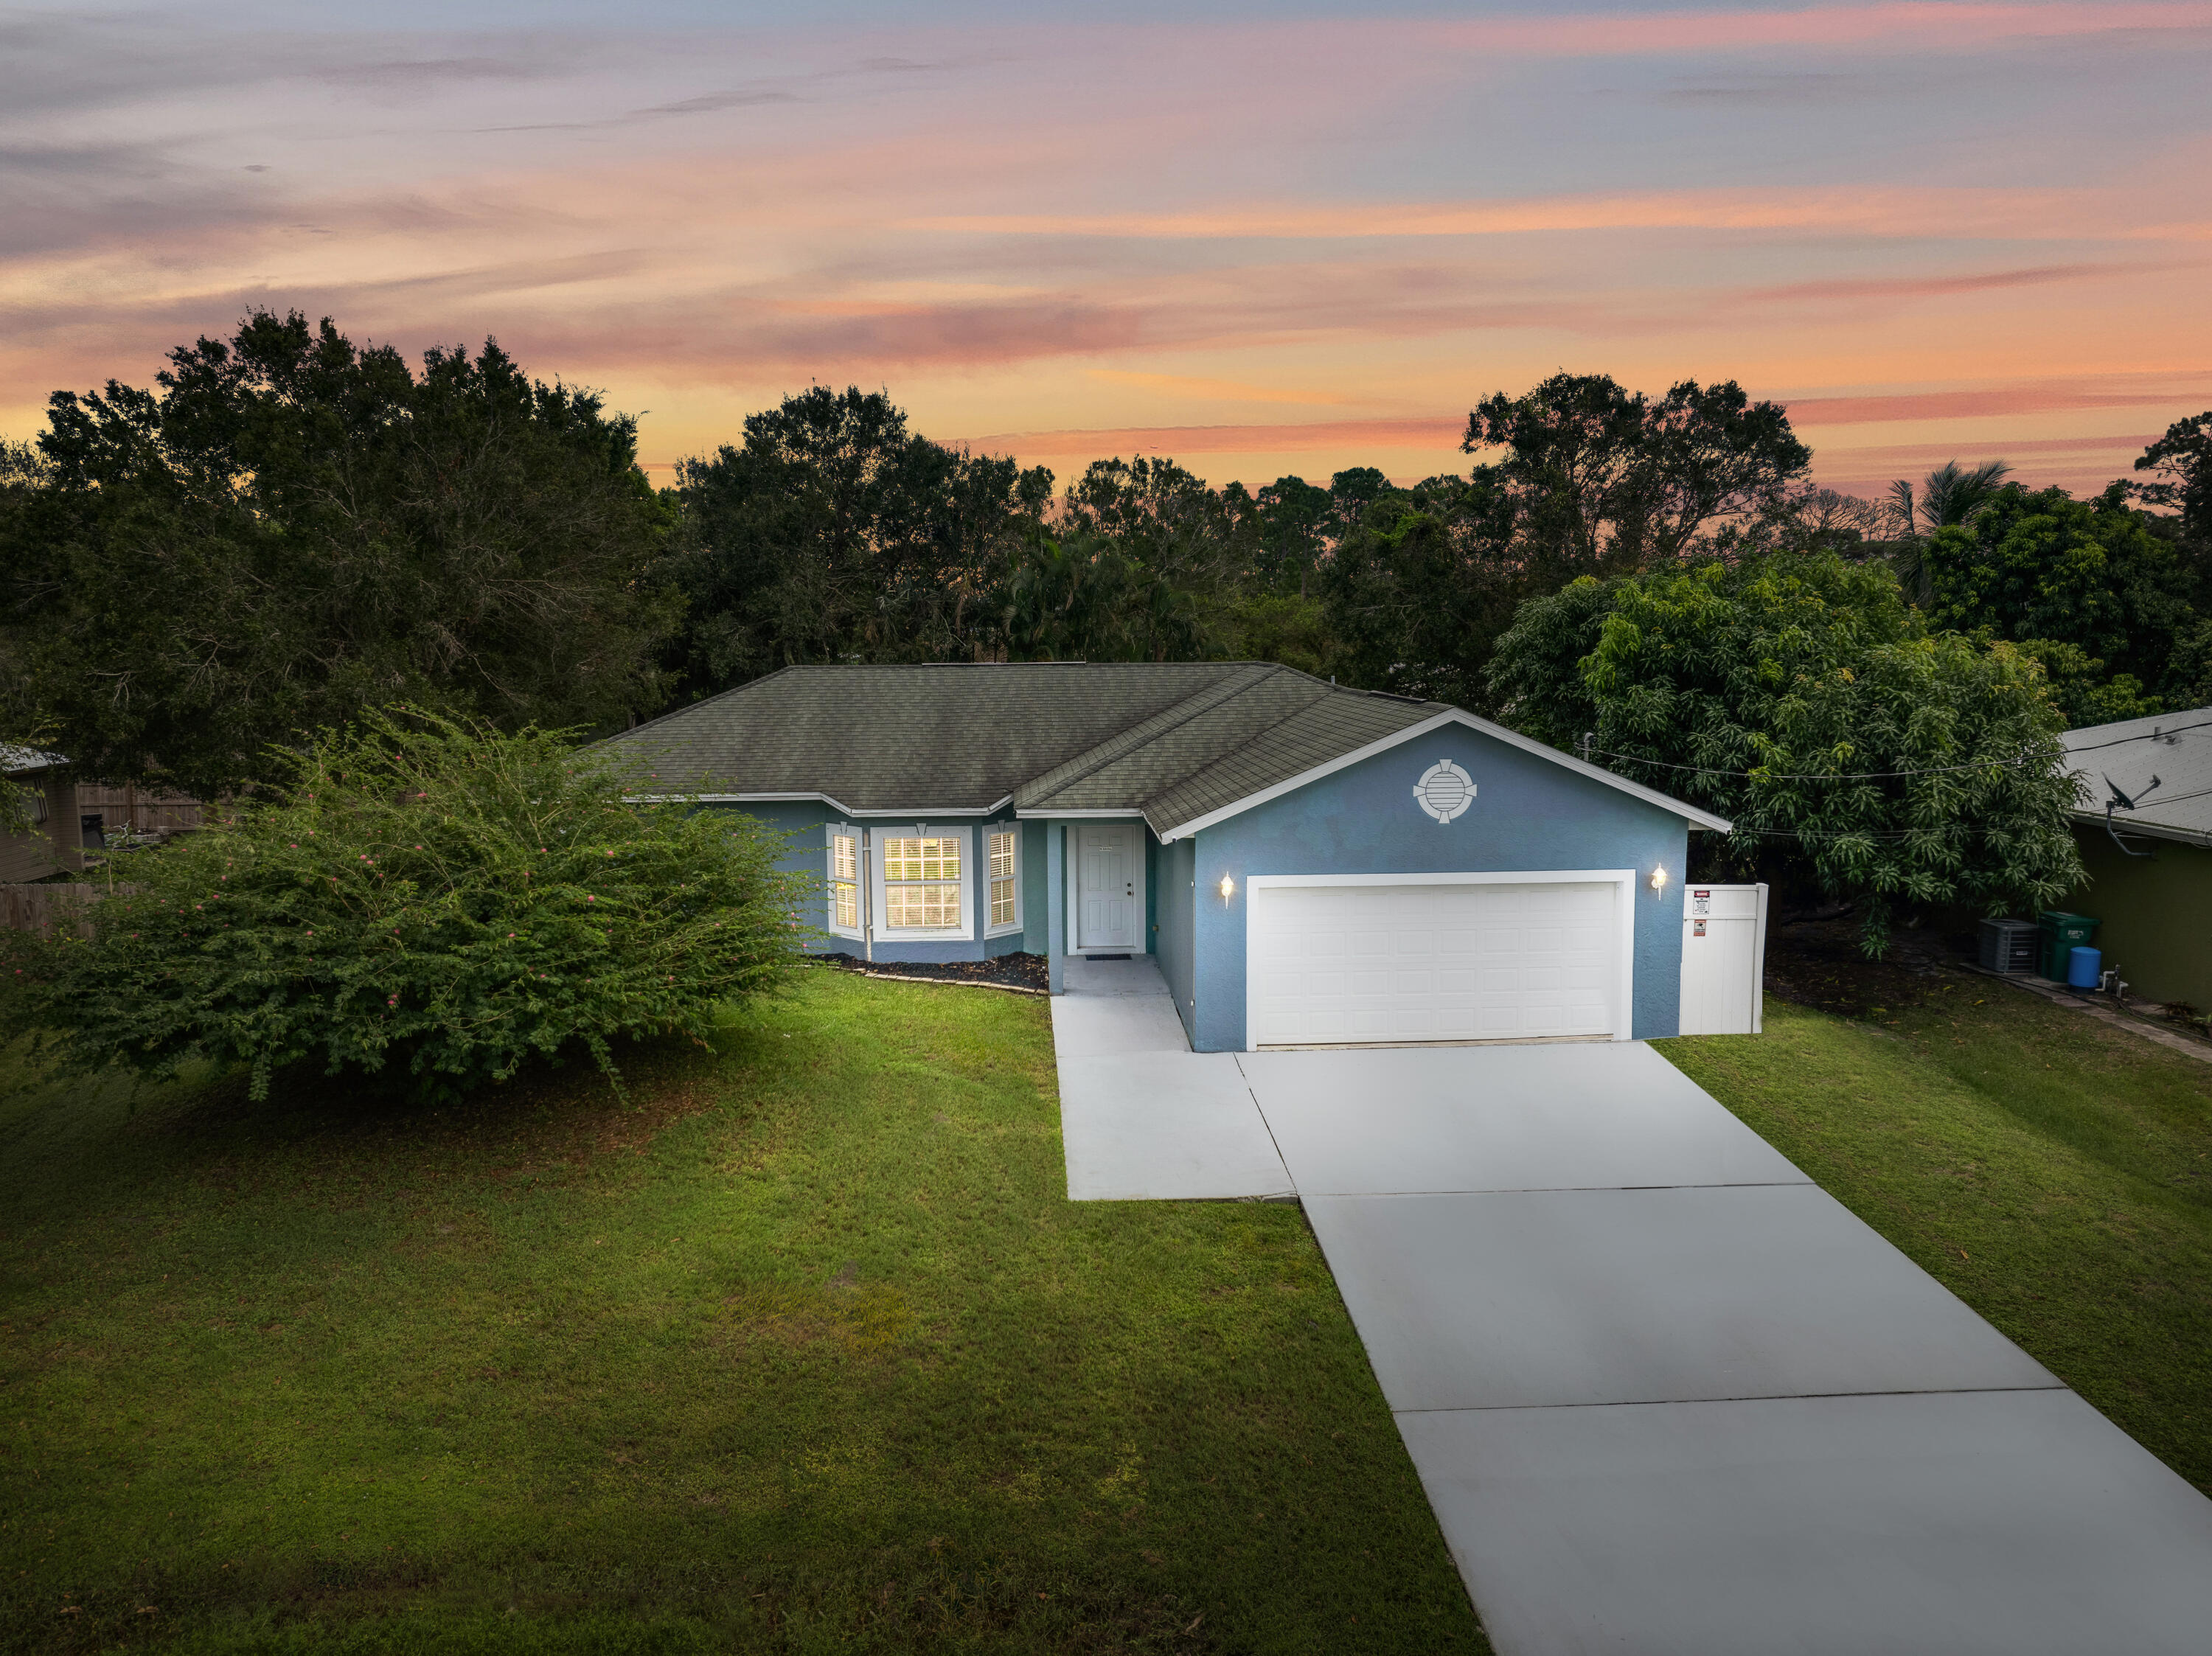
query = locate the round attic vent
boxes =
[1413,759,1475,823]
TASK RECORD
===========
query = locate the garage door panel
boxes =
[1252,879,1620,1048]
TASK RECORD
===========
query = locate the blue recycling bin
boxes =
[2066,945,2101,989]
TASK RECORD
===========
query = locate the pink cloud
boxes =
[1419,2,2212,56]
[1786,376,2212,425]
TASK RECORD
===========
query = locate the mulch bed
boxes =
[815,950,1050,995]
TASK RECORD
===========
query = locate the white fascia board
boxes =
[1013,807,1150,820]
[624,790,1015,816]
[1154,709,1733,841]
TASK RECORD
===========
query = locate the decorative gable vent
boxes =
[1413,759,1475,823]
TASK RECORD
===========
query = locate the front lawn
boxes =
[1663,986,2212,1494]
[0,970,1483,1654]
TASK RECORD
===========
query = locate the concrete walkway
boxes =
[1050,964,2212,1654]
[1050,956,1290,1200]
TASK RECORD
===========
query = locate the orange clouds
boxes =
[3,4,2211,505]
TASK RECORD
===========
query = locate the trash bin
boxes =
[2037,911,2098,981]
[2067,945,2101,989]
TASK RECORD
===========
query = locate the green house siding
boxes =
[2067,825,2212,1012]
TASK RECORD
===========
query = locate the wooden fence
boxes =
[0,882,135,938]
[76,784,204,838]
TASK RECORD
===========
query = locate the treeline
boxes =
[4,309,2210,807]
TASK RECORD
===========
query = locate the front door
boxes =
[1076,825,1143,951]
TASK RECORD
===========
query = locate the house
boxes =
[2061,707,2212,1013]
[1,746,83,883]
[599,662,1733,1052]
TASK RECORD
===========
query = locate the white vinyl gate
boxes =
[1677,883,1768,1035]
[1245,873,1632,1049]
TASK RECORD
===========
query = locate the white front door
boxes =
[1075,825,1143,951]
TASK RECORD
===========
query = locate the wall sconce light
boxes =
[1649,863,1669,898]
[1218,874,1236,903]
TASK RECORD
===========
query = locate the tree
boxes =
[1920,482,2197,696]
[2008,639,2160,728]
[1250,475,1334,596]
[1060,454,1248,604]
[1708,486,1888,560]
[2131,412,2212,630]
[665,387,1051,690]
[1884,459,2011,602]
[1461,373,1811,576]
[1,313,674,799]
[1886,459,2012,538]
[991,531,1206,663]
[7,708,810,1102]
[1317,507,1525,711]
[1488,553,2083,953]
[2131,411,2211,547]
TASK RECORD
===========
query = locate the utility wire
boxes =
[1579,715,2212,782]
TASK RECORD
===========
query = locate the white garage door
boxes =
[1248,879,1622,1048]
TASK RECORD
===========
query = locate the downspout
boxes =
[862,827,874,964]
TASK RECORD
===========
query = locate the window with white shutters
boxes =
[987,829,1019,932]
[827,829,860,934]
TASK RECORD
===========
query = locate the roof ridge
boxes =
[1015,664,1281,804]
[1132,679,1370,820]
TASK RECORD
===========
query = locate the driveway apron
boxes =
[1051,980,2212,1654]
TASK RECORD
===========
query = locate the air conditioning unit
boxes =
[1977,919,2037,975]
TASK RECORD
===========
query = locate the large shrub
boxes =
[19,710,810,1100]
[1489,553,2083,951]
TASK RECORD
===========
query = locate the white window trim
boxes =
[984,824,1023,938]
[1242,869,1637,1052]
[824,824,864,941]
[872,824,975,942]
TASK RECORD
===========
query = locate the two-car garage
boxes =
[1245,873,1634,1049]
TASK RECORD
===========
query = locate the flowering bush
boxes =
[19,709,810,1101]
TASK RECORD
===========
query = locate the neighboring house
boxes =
[2062,707,2212,1013]
[602,662,1731,1052]
[0,746,83,883]
[1,748,206,888]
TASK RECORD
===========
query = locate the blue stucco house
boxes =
[600,662,1731,1051]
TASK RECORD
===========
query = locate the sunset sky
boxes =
[7,1,2211,500]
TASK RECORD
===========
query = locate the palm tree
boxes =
[1886,459,2011,602]
[1886,458,2011,538]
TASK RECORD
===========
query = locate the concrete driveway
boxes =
[1051,968,2212,1654]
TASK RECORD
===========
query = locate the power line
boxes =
[1585,745,2039,781]
[1580,714,2212,782]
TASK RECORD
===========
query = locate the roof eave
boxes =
[1152,709,1733,841]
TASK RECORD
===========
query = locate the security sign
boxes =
[1413,759,1476,823]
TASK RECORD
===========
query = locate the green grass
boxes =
[0,970,1483,1655]
[1662,987,2212,1494]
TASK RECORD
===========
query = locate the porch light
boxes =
[1649,863,1668,897]
[1219,874,1236,903]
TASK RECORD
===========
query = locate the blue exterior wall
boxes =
[706,801,1046,963]
[1156,835,1197,1043]
[1183,723,1691,1051]
[708,801,833,942]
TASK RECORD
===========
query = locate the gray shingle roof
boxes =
[598,661,1728,836]
[2064,706,2212,849]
